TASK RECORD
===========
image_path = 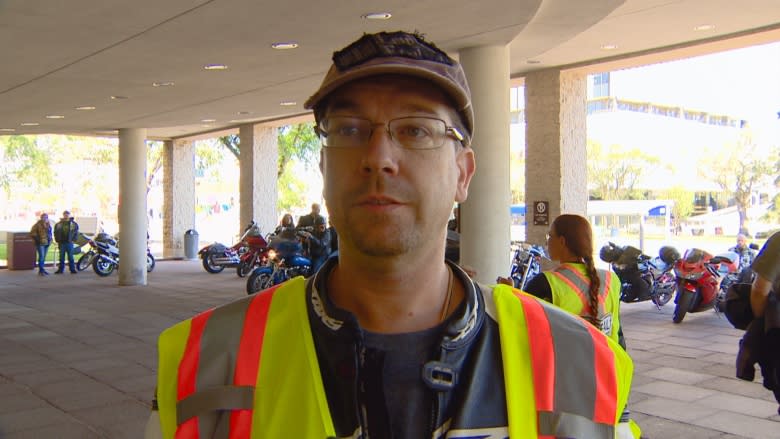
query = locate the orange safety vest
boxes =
[156,278,632,438]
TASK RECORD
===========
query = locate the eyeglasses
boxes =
[318,116,465,150]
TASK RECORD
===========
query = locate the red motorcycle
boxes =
[236,232,271,277]
[199,221,269,276]
[672,248,738,323]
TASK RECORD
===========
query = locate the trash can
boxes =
[184,229,199,260]
[7,231,36,270]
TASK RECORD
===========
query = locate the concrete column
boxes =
[525,69,588,244]
[458,45,511,284]
[118,128,148,286]
[239,124,278,237]
[163,139,195,259]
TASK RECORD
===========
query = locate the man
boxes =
[148,31,636,438]
[296,202,325,229]
[30,212,53,275]
[300,215,332,271]
[53,210,79,274]
[742,231,780,414]
[731,233,757,270]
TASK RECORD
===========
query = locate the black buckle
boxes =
[422,361,457,391]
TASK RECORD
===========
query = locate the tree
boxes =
[214,124,320,210]
[660,186,695,228]
[587,140,659,200]
[0,135,53,197]
[703,131,779,235]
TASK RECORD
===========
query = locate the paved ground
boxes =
[0,260,778,438]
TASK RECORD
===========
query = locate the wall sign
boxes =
[533,201,549,225]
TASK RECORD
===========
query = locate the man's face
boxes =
[319,76,475,257]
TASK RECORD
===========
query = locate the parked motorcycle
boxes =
[199,222,261,274]
[715,242,759,314]
[507,242,547,290]
[672,248,738,323]
[246,229,312,295]
[599,242,680,309]
[76,234,98,271]
[236,232,271,277]
[92,232,155,277]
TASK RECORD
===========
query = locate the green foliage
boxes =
[0,135,53,196]
[703,131,778,234]
[660,186,695,223]
[587,140,660,200]
[214,123,320,211]
[277,123,319,178]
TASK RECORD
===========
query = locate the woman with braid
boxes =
[523,214,625,349]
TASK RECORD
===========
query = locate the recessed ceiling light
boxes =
[361,12,392,20]
[271,42,299,50]
[204,64,229,70]
[75,106,96,110]
[527,59,541,64]
[0,128,16,132]
[600,44,618,50]
[693,24,715,31]
[110,95,128,100]
[201,118,216,123]
[152,81,175,87]
[45,115,65,119]
[20,122,39,126]
[279,101,297,106]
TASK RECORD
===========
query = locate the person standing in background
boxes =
[53,210,79,274]
[30,212,53,276]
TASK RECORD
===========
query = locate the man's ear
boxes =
[455,146,476,203]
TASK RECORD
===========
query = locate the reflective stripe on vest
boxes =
[548,264,610,317]
[493,285,624,438]
[156,277,335,438]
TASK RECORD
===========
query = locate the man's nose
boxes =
[360,126,399,175]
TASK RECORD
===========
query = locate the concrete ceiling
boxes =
[1,0,779,139]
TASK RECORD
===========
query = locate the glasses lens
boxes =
[320,117,369,148]
[388,117,446,149]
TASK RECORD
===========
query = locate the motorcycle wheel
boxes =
[236,259,254,278]
[202,253,225,274]
[93,256,115,277]
[147,253,156,273]
[653,290,674,307]
[246,271,272,295]
[673,290,693,323]
[77,252,94,271]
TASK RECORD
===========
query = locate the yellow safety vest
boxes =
[156,278,633,438]
[544,263,622,345]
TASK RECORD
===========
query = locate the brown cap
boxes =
[304,31,473,140]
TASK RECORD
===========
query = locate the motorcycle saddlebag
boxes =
[659,246,681,265]
[723,283,754,330]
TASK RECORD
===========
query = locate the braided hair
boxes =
[552,214,600,327]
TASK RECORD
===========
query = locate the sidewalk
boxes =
[1,261,778,438]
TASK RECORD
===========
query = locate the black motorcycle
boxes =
[599,242,680,309]
[92,232,155,277]
[507,242,547,290]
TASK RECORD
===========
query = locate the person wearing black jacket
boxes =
[300,216,332,271]
[53,210,79,274]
